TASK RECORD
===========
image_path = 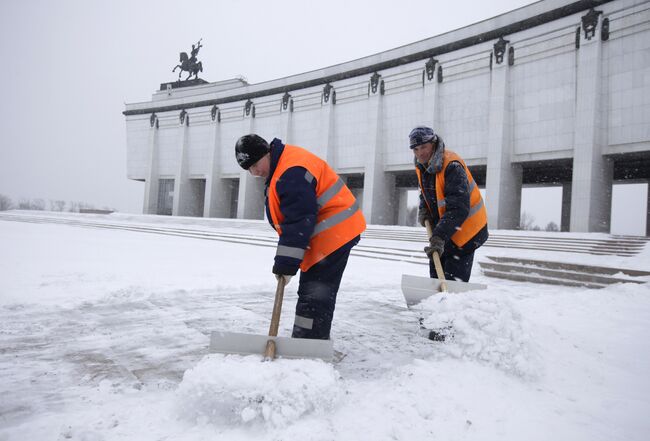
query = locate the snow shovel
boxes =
[209,276,334,361]
[401,220,487,307]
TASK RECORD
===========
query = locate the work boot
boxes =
[428,325,454,342]
[428,330,446,341]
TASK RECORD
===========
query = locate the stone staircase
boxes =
[478,256,650,289]
[479,234,648,257]
[362,228,648,257]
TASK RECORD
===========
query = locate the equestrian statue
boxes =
[172,39,203,81]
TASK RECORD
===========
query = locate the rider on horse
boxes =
[172,39,203,81]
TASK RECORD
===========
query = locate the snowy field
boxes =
[1,211,649,441]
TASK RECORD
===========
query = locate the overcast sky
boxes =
[0,0,646,234]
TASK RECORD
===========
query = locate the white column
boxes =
[362,75,396,225]
[172,112,192,216]
[423,59,441,129]
[561,182,572,232]
[646,181,650,237]
[143,115,159,215]
[485,40,522,230]
[237,172,265,219]
[237,106,265,219]
[319,86,336,166]
[279,93,293,143]
[204,111,230,218]
[570,12,612,232]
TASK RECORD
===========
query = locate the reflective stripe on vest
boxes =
[268,145,367,271]
[312,200,361,236]
[317,177,345,208]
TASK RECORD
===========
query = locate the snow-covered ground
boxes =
[0,211,649,441]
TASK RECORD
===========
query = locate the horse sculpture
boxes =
[172,52,203,81]
[172,39,203,81]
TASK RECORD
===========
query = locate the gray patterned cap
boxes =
[409,126,436,149]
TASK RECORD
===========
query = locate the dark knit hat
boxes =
[235,134,270,169]
[409,126,437,149]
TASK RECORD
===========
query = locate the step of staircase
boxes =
[484,256,650,278]
[480,269,609,289]
[362,228,647,257]
[478,256,650,289]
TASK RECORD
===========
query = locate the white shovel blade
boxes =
[401,274,487,307]
[209,331,334,361]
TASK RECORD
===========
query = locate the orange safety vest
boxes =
[268,145,366,271]
[415,150,487,247]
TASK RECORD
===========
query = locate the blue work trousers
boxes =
[429,251,475,282]
[292,236,359,340]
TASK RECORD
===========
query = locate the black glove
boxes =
[273,262,298,287]
[272,263,298,277]
[424,236,445,258]
[418,208,434,227]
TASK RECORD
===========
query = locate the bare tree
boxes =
[49,200,66,211]
[31,199,45,210]
[9,197,105,213]
[545,221,559,232]
[18,198,46,210]
[0,194,12,211]
[519,211,536,230]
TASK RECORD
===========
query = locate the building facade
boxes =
[123,0,650,234]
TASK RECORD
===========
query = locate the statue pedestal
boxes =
[160,78,208,91]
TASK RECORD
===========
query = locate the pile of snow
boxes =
[176,354,343,428]
[420,291,541,379]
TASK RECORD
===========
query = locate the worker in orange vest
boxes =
[235,134,366,340]
[410,126,489,282]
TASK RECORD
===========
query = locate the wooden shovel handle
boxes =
[263,276,286,360]
[263,340,276,361]
[424,220,447,292]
